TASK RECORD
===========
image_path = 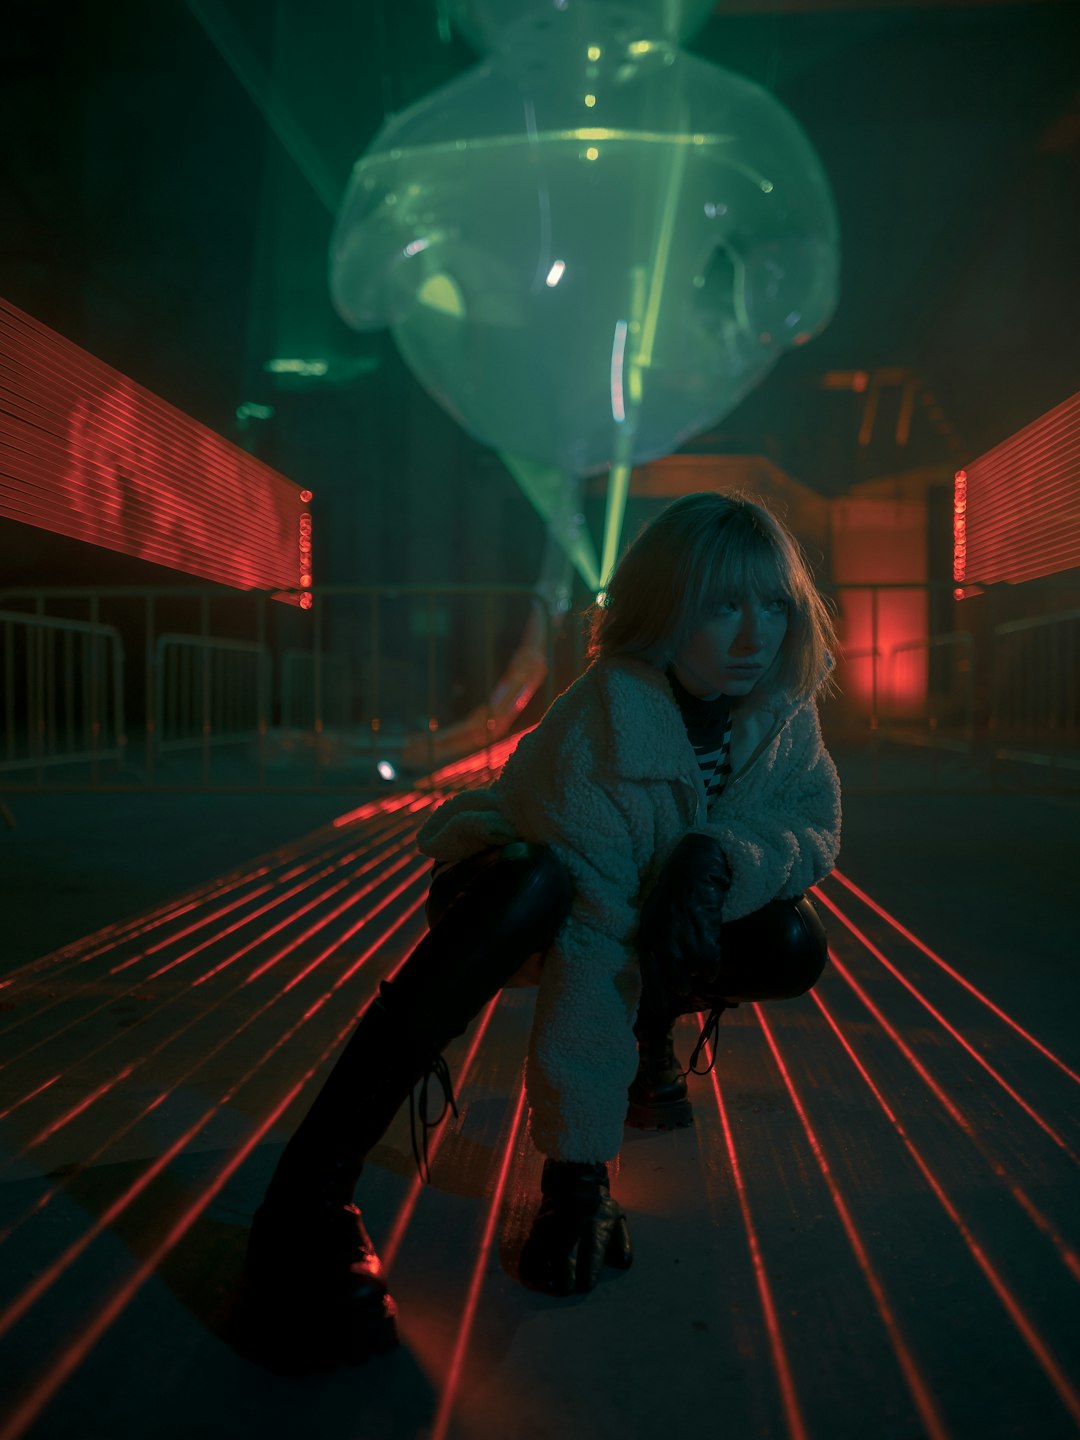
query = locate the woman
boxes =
[243,492,841,1367]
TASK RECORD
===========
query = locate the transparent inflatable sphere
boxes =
[331,34,839,475]
[444,0,717,54]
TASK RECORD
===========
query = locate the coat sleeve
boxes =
[415,694,647,1163]
[493,712,650,1164]
[697,700,841,921]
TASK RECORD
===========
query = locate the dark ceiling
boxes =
[2,0,1077,569]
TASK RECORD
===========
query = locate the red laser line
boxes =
[0,896,430,1348]
[430,1076,529,1440]
[821,949,1080,1285]
[380,994,502,1272]
[0,852,431,1189]
[104,824,382,969]
[813,888,1079,1162]
[163,843,418,988]
[0,1074,59,1124]
[0,870,430,1247]
[754,1007,950,1440]
[25,1066,135,1148]
[823,949,974,1135]
[0,789,424,997]
[0,825,422,1105]
[0,1024,359,1440]
[0,829,336,996]
[0,818,426,1083]
[827,870,1080,1086]
[229,850,420,988]
[139,835,414,979]
[698,1014,808,1440]
[0,884,467,1438]
[0,806,411,1019]
[809,991,1080,1427]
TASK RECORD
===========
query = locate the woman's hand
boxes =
[637,832,731,1011]
[519,1160,633,1295]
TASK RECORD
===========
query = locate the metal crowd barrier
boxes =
[991,608,1080,773]
[0,609,126,778]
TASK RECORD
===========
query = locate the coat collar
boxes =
[593,654,823,782]
[595,659,700,781]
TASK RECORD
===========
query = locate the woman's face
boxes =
[673,593,789,699]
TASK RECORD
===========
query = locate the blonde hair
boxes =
[587,491,836,702]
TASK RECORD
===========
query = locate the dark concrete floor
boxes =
[0,748,1078,1440]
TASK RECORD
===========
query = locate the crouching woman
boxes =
[242,492,841,1366]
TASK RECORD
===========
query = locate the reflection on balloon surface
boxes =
[331,12,838,477]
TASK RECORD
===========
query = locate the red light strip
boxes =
[959,388,1080,584]
[808,991,1080,1428]
[754,1007,950,1440]
[825,871,1080,1087]
[0,298,308,593]
[380,993,503,1272]
[429,1076,530,1440]
[699,1016,808,1440]
[812,888,1080,1162]
[0,307,300,540]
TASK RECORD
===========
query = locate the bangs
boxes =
[690,514,793,630]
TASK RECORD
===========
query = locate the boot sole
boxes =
[237,1283,399,1373]
[625,1096,694,1130]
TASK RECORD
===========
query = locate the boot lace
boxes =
[684,1006,726,1077]
[410,1053,459,1183]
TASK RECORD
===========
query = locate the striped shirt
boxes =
[666,666,733,801]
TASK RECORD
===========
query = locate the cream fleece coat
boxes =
[416,657,841,1163]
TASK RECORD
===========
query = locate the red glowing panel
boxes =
[959,389,1080,587]
[830,497,929,715]
[0,297,310,598]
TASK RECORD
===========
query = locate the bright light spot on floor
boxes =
[545,260,566,287]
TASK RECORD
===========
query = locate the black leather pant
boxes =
[429,846,828,1018]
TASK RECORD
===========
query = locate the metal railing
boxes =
[0,582,551,791]
[1,579,1077,793]
[990,608,1080,773]
[0,609,126,777]
[884,632,975,750]
[279,649,352,732]
[153,633,271,752]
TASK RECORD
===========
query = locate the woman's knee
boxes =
[715,894,828,1003]
[425,841,573,945]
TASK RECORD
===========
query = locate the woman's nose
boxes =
[732,612,764,653]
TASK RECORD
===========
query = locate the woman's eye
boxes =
[766,598,788,613]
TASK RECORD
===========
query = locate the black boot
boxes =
[625,1009,694,1130]
[242,841,573,1370]
[519,1159,633,1295]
